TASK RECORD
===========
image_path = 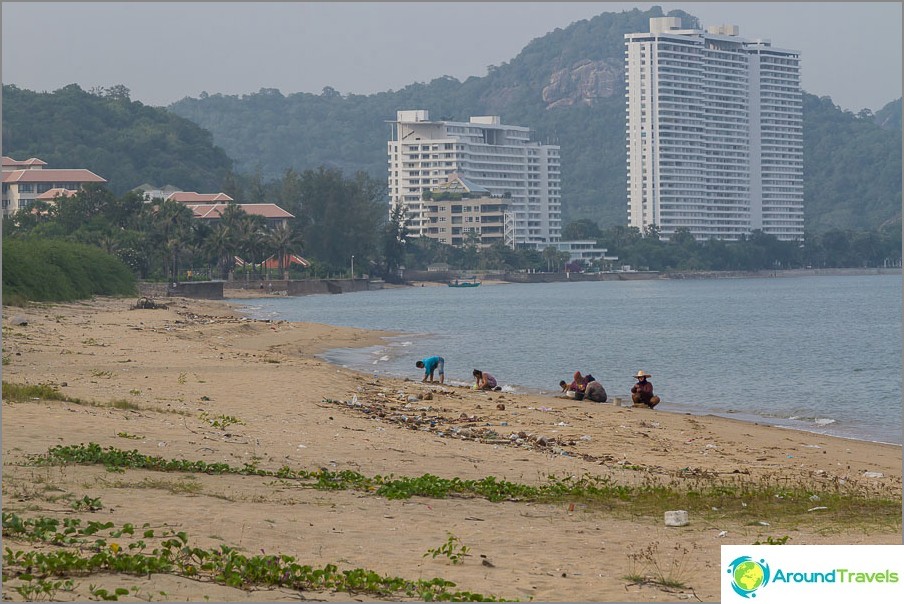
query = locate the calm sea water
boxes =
[231,274,902,445]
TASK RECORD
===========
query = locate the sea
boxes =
[230,274,903,445]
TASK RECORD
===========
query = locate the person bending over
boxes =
[585,379,608,403]
[567,371,590,400]
[473,369,498,391]
[416,355,445,384]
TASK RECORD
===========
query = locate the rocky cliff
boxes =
[542,59,621,109]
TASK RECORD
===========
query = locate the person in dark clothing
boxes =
[585,379,608,403]
[631,370,661,408]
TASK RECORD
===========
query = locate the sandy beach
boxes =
[2,295,901,602]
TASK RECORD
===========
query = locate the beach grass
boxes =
[2,381,192,416]
[2,382,70,403]
[33,443,901,529]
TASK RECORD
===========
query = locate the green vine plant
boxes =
[753,535,791,545]
[424,533,470,565]
[198,412,245,430]
[88,585,130,601]
[71,495,103,512]
[12,578,75,602]
[29,443,902,527]
[2,513,507,602]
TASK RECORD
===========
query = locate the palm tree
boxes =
[205,223,236,280]
[149,200,193,282]
[234,214,268,282]
[266,222,304,280]
[215,203,251,280]
[542,246,561,272]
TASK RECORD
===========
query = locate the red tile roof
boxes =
[167,192,234,203]
[35,188,79,200]
[263,254,311,269]
[2,156,48,168]
[186,203,295,220]
[2,169,106,183]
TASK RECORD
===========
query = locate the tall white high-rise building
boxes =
[387,110,561,246]
[625,17,803,241]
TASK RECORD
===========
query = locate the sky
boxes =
[1,2,901,113]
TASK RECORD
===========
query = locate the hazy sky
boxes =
[2,2,901,112]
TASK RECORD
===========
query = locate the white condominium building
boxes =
[625,17,803,241]
[387,110,561,246]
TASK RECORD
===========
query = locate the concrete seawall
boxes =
[224,278,377,297]
[139,268,898,300]
[138,278,378,300]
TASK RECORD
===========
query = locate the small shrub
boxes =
[2,237,136,305]
[424,533,470,565]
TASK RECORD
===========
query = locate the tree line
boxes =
[2,168,391,284]
[4,160,899,302]
[563,220,902,272]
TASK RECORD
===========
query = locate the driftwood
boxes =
[131,296,168,310]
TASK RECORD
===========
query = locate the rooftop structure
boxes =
[185,202,294,229]
[167,191,235,203]
[420,173,510,248]
[388,110,562,247]
[2,156,107,216]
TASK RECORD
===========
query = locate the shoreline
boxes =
[2,295,901,602]
[227,305,900,448]
[312,346,892,447]
[218,267,901,300]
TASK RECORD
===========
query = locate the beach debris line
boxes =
[325,391,634,466]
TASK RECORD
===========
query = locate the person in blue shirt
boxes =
[416,355,445,384]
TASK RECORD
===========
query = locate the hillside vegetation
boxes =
[1,84,233,195]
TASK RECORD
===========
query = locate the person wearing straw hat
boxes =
[631,370,660,408]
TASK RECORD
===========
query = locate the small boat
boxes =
[448,278,480,288]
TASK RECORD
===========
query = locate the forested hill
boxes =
[168,6,683,229]
[1,84,233,195]
[168,6,901,233]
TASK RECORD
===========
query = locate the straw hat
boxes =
[634,370,651,378]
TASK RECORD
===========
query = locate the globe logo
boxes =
[727,556,771,598]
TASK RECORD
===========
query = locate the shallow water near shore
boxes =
[232,274,902,445]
